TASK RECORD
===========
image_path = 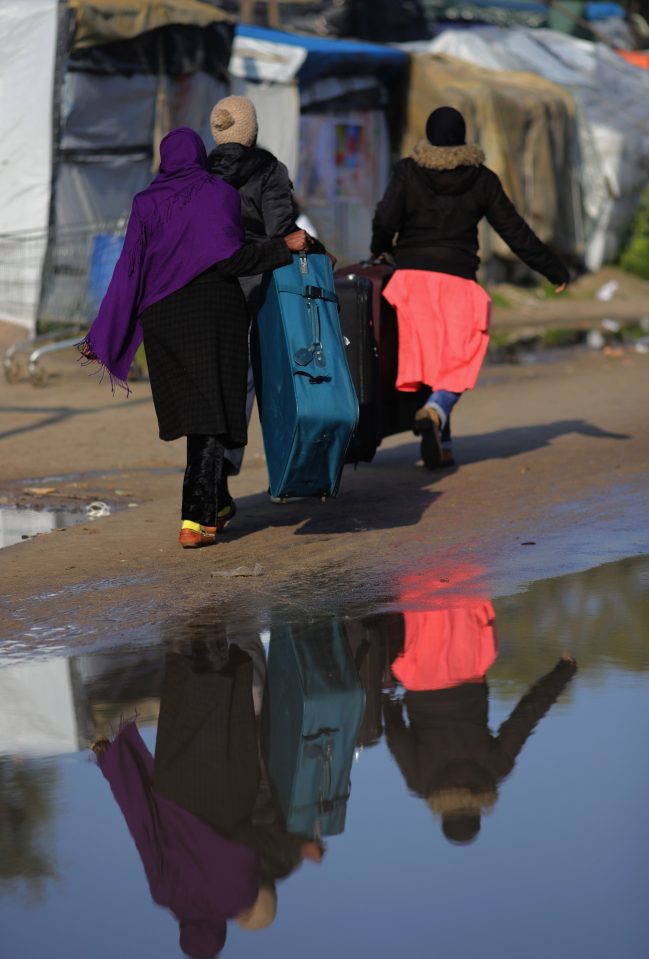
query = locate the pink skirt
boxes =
[383,270,491,394]
[391,600,497,691]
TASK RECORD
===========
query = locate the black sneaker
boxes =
[413,407,442,469]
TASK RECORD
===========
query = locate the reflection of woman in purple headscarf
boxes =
[94,640,323,958]
[94,721,257,958]
[79,127,309,549]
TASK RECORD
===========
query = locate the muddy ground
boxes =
[1,267,648,653]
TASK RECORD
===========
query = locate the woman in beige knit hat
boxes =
[207,95,324,515]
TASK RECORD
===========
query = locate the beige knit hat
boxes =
[210,95,258,147]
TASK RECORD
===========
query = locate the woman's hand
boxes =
[300,840,325,863]
[284,230,310,252]
[555,283,567,294]
[91,738,110,758]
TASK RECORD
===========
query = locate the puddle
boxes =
[0,556,647,958]
[0,505,99,549]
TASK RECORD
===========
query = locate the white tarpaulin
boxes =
[426,28,649,269]
[0,659,79,756]
[0,0,58,330]
[230,31,308,85]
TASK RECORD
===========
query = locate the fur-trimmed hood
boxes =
[411,140,485,171]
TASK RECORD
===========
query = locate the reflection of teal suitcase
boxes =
[256,253,359,499]
[263,623,365,838]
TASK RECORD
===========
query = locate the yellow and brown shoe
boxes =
[216,500,237,532]
[179,521,217,549]
[413,406,442,469]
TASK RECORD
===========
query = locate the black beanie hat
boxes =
[425,106,466,147]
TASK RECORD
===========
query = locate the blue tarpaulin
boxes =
[234,24,408,86]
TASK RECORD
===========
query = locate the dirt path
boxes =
[1,322,648,655]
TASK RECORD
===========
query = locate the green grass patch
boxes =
[541,327,582,348]
[619,186,649,280]
[536,279,571,300]
[489,290,512,309]
[488,330,516,349]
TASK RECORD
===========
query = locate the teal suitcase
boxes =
[262,623,365,838]
[255,253,359,499]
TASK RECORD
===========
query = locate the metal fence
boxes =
[0,221,125,334]
[1,222,125,384]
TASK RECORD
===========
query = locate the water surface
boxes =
[1,556,647,959]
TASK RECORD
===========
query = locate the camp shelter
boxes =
[422,0,549,28]
[229,24,409,263]
[0,0,235,336]
[0,648,163,756]
[428,27,649,270]
[402,52,582,278]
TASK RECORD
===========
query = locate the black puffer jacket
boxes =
[207,143,298,241]
[371,141,569,285]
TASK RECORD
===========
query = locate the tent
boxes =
[402,52,583,277]
[0,0,235,335]
[230,24,409,263]
[426,27,649,269]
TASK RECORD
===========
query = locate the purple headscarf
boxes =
[97,722,258,959]
[79,127,245,392]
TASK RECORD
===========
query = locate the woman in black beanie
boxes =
[371,106,569,468]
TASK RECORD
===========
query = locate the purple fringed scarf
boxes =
[97,722,258,958]
[78,127,245,393]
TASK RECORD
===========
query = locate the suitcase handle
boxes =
[293,299,326,369]
[277,284,338,304]
[294,371,331,385]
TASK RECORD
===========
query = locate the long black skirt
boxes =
[140,266,250,445]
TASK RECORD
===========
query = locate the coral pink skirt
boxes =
[383,270,491,393]
[392,601,497,691]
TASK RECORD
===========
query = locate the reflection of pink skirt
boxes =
[383,270,491,393]
[391,601,497,691]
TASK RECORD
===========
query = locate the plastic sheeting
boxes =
[403,53,582,270]
[67,0,233,50]
[296,111,390,265]
[428,28,649,269]
[0,0,58,330]
[0,659,80,756]
[232,24,408,86]
[61,73,157,151]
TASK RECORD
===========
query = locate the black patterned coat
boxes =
[140,238,291,444]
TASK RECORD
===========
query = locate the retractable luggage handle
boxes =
[276,283,338,370]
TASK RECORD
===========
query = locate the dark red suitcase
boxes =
[336,261,430,441]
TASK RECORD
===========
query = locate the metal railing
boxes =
[1,222,125,385]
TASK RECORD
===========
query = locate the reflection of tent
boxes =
[0,0,235,334]
[0,649,163,757]
[230,25,408,263]
[403,52,582,277]
[0,659,85,756]
[426,28,649,269]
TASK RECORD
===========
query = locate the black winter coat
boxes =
[207,143,299,241]
[383,658,577,802]
[371,140,569,286]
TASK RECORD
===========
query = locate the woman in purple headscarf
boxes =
[79,127,308,548]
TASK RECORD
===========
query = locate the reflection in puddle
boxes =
[0,505,98,550]
[386,595,575,845]
[1,557,647,957]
